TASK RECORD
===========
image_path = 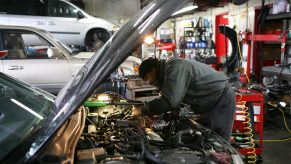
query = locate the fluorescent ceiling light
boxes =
[172,5,198,16]
[10,98,44,120]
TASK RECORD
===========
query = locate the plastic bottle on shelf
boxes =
[272,3,278,14]
[287,3,290,12]
[191,39,195,48]
[201,41,207,48]
[288,29,291,38]
[190,42,194,48]
[199,41,202,48]
[204,19,210,28]
[195,42,199,48]
[276,0,288,13]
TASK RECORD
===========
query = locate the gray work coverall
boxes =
[145,59,236,141]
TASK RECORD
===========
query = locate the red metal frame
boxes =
[245,34,286,42]
[234,89,264,155]
[215,13,229,64]
[242,32,287,80]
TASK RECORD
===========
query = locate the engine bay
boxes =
[75,93,242,163]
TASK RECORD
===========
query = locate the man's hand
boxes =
[132,105,142,117]
[191,115,201,121]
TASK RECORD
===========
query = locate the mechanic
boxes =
[132,57,236,142]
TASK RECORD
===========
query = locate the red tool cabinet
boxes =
[233,89,264,155]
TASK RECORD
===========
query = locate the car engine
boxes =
[75,93,243,164]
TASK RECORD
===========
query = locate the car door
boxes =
[45,0,84,46]
[1,29,71,93]
[2,0,48,31]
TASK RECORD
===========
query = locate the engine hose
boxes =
[175,129,204,147]
[237,101,256,163]
[176,129,194,144]
[143,147,167,164]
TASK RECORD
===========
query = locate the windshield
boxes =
[0,73,55,160]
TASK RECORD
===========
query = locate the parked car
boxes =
[0,25,88,94]
[0,25,140,94]
[0,0,115,51]
[0,0,244,163]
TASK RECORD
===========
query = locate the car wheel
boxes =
[85,29,111,52]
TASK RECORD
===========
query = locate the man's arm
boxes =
[145,61,192,115]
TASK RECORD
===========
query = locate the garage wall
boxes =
[81,0,140,25]
[169,0,278,73]
[174,0,277,38]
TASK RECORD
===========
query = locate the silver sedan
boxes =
[0,25,88,94]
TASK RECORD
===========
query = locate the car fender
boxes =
[83,16,115,36]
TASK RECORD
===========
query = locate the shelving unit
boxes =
[183,26,210,49]
[266,12,291,20]
[249,11,291,81]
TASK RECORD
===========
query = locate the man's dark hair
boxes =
[139,57,159,78]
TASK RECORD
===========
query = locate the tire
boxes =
[85,29,111,52]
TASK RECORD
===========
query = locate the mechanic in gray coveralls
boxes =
[132,57,236,142]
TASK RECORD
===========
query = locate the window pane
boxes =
[2,30,65,59]
[33,0,48,16]
[0,0,47,16]
[22,33,52,59]
[48,0,78,18]
[3,33,28,59]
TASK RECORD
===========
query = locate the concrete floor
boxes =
[260,109,291,163]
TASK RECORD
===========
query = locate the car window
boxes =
[0,73,55,160]
[2,30,65,59]
[48,0,78,18]
[0,0,47,16]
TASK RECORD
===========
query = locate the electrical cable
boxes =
[255,138,291,142]
[277,107,291,133]
[236,101,256,163]
[236,30,250,83]
[254,103,291,142]
[237,92,243,102]
[267,103,291,133]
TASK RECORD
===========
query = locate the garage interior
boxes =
[73,0,291,163]
[76,1,291,163]
[0,0,291,163]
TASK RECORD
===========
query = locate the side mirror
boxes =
[70,45,80,55]
[47,47,63,59]
[76,10,84,19]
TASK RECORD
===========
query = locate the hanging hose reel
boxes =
[217,25,240,74]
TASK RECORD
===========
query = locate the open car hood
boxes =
[54,0,191,131]
[25,0,193,158]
